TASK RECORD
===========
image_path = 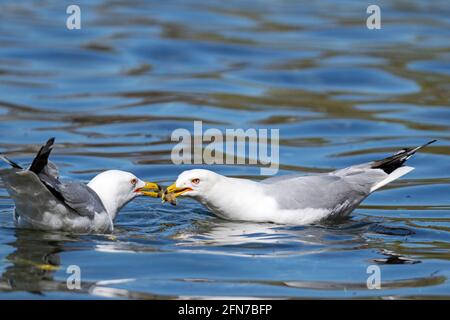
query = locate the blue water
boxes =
[0,0,449,299]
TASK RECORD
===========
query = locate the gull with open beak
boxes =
[0,138,161,234]
[164,141,436,225]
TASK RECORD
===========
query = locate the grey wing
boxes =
[29,152,100,218]
[22,137,64,201]
[37,161,61,194]
[1,167,104,219]
[54,182,106,218]
[30,161,102,218]
[258,140,434,213]
[261,169,386,211]
[1,138,60,191]
[39,161,59,182]
[1,138,104,219]
[0,168,67,226]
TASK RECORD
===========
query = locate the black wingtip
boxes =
[47,137,56,146]
[0,155,23,169]
[29,137,56,174]
[372,140,436,174]
[408,139,437,155]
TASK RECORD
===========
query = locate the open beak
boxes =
[136,182,162,198]
[164,183,192,199]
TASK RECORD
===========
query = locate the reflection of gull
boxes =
[172,220,335,257]
[173,221,313,246]
[0,138,160,233]
[167,141,436,225]
[0,230,170,299]
[0,230,69,294]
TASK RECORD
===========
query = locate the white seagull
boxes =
[165,141,436,225]
[0,138,161,234]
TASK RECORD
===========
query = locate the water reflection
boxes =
[171,218,419,259]
[0,230,72,294]
[0,230,172,299]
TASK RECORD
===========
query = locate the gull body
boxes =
[167,141,436,225]
[0,138,160,234]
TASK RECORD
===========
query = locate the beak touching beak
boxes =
[137,182,162,198]
[164,183,192,199]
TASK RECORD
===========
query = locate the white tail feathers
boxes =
[370,166,414,193]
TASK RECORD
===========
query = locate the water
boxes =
[0,0,449,299]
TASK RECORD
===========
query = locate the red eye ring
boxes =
[130,178,138,185]
[191,178,200,185]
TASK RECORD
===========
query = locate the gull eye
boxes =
[191,178,200,185]
[130,178,138,186]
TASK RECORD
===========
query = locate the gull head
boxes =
[87,170,161,219]
[165,169,221,200]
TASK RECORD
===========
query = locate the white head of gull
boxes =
[87,169,157,221]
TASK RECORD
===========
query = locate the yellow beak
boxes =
[138,182,162,198]
[164,183,192,199]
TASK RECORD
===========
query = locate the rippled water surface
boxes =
[0,0,449,299]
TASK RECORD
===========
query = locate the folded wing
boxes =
[0,138,105,219]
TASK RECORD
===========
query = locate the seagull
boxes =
[165,141,436,225]
[0,138,161,234]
